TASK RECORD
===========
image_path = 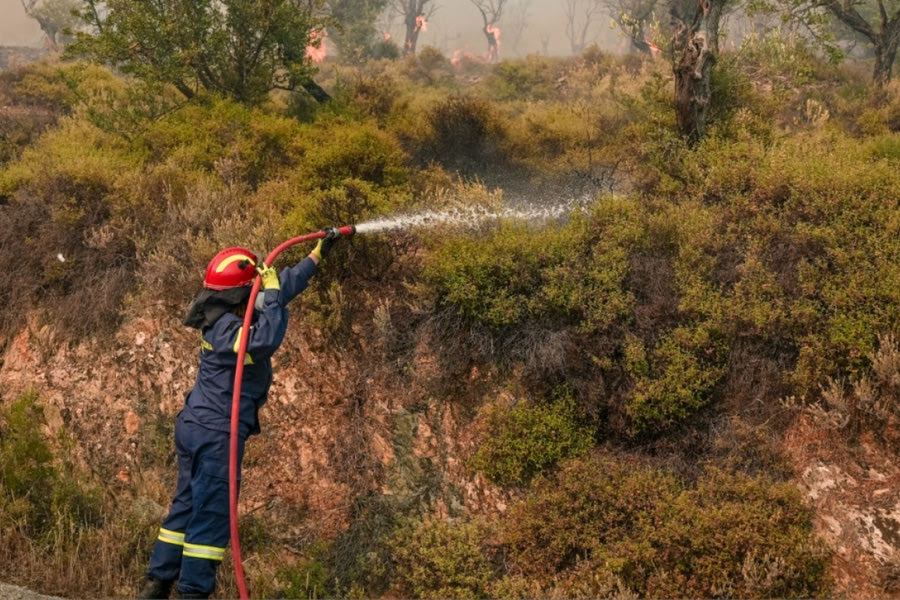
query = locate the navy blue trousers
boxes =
[147,414,245,595]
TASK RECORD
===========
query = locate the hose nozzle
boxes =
[324,225,356,239]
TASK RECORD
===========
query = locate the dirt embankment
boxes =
[0,305,507,571]
[783,414,900,598]
[2,305,900,598]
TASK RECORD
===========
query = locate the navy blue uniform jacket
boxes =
[180,257,317,439]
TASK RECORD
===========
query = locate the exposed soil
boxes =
[2,303,899,597]
[783,413,900,598]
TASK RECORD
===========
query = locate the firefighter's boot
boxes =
[137,576,175,599]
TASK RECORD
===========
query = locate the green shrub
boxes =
[497,456,830,598]
[868,134,900,160]
[274,543,336,599]
[424,201,639,335]
[626,323,728,434]
[0,392,103,541]
[0,61,93,113]
[500,456,680,581]
[424,223,568,331]
[486,57,561,102]
[420,94,508,171]
[390,518,495,599]
[136,95,304,187]
[647,470,830,598]
[292,117,410,191]
[470,388,594,487]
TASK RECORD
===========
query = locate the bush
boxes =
[272,542,336,599]
[497,456,830,598]
[136,95,305,188]
[420,94,508,172]
[344,72,402,122]
[625,323,728,435]
[0,118,140,339]
[292,117,410,191]
[647,470,830,598]
[0,392,103,538]
[789,333,900,449]
[486,57,561,102]
[470,388,594,487]
[390,518,495,599]
[424,224,568,331]
[401,46,456,87]
[424,200,639,336]
[499,455,680,581]
[0,391,159,596]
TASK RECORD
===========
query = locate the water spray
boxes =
[354,196,591,234]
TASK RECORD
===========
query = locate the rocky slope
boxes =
[0,304,508,564]
[2,305,899,597]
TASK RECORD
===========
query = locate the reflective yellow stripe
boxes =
[200,335,213,352]
[215,254,255,273]
[158,528,185,546]
[183,542,226,561]
[232,327,254,365]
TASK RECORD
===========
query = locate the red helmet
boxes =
[203,247,258,290]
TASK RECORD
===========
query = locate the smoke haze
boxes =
[1,0,43,46]
[387,2,624,58]
[0,0,625,56]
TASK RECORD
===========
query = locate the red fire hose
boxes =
[229,225,355,599]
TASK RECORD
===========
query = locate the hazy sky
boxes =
[1,0,44,46]
[0,0,624,56]
[389,1,623,58]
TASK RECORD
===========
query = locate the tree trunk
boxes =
[302,79,332,103]
[671,0,724,144]
[483,26,499,62]
[873,35,899,87]
[822,1,900,88]
[403,13,420,55]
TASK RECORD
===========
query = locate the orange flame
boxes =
[486,23,502,44]
[415,14,428,33]
[451,49,483,67]
[306,29,328,62]
[485,23,501,62]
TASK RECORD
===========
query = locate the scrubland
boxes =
[2,36,900,597]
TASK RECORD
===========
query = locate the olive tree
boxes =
[670,0,731,143]
[468,0,508,62]
[760,0,900,86]
[67,0,329,104]
[21,0,83,50]
[388,0,438,55]
[564,0,606,55]
[326,0,390,62]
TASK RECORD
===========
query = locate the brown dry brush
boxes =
[788,333,900,450]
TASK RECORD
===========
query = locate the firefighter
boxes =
[137,234,340,599]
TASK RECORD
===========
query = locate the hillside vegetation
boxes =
[2,37,900,598]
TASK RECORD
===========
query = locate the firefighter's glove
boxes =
[256,264,280,291]
[310,236,337,262]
